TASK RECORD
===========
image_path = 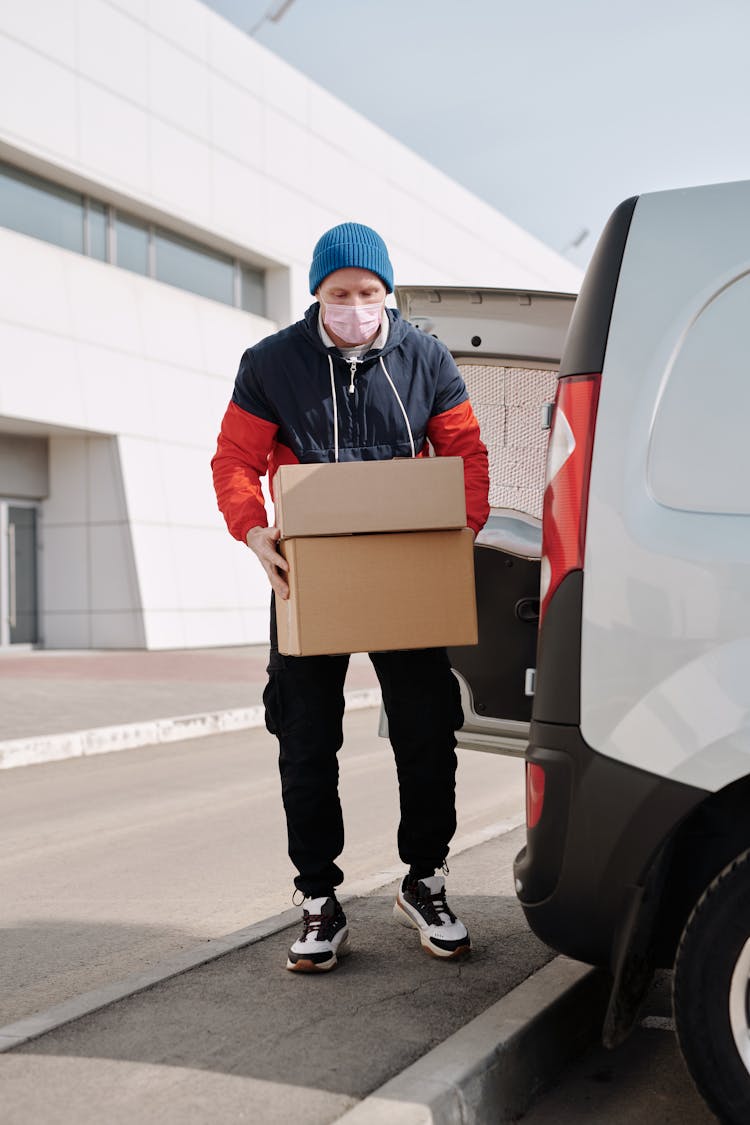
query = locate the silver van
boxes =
[401,181,750,1124]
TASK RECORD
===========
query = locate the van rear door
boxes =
[395,286,576,755]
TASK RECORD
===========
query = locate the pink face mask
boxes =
[323,302,383,345]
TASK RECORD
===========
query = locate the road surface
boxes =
[1,708,524,1025]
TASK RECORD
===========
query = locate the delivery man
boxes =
[212,223,490,972]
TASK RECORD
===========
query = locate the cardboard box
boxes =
[274,458,466,538]
[276,528,477,656]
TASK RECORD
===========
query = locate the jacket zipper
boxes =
[347,357,358,395]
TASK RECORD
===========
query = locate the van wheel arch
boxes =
[603,774,750,1049]
[651,775,750,966]
[673,847,750,1124]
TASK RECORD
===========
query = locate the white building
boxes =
[0,0,582,651]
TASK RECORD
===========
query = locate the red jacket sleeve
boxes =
[211,400,278,542]
[427,400,490,535]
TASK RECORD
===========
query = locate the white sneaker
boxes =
[286,896,350,973]
[394,874,471,959]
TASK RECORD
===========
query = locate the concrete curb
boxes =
[0,815,609,1122]
[336,956,611,1125]
[0,815,524,1054]
[0,688,382,770]
[0,906,299,1053]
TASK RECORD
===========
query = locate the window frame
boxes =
[0,159,266,315]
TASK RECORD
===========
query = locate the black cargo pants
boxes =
[263,596,464,897]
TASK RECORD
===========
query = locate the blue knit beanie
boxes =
[309,222,394,294]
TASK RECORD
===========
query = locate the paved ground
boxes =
[2,825,552,1125]
[0,710,524,1025]
[0,645,379,740]
[0,642,564,1124]
[520,972,718,1123]
[7,644,675,1122]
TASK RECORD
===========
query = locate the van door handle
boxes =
[515,597,540,624]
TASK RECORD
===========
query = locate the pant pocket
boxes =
[263,674,281,737]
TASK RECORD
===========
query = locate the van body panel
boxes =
[589,639,750,791]
[531,569,583,726]
[579,180,750,790]
[515,720,707,966]
[649,270,750,514]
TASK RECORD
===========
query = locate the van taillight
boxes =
[539,373,601,623]
[526,762,545,829]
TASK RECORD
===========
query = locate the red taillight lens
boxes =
[539,373,601,623]
[526,762,545,829]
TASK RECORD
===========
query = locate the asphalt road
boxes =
[0,708,524,1026]
[520,971,719,1123]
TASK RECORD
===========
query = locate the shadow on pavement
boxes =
[1,918,210,1027]
[14,893,553,1099]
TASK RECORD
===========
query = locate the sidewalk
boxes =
[0,646,381,767]
[0,825,608,1125]
[0,647,610,1120]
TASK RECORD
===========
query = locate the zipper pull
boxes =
[347,358,358,394]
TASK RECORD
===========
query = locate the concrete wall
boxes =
[0,0,582,649]
[0,435,48,499]
[0,225,273,648]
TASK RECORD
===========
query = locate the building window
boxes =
[154,229,234,305]
[0,163,83,254]
[241,262,265,316]
[86,199,109,261]
[115,212,150,276]
[0,160,266,313]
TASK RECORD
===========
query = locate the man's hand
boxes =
[246,526,290,600]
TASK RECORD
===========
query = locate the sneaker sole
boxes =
[393,900,471,961]
[286,932,351,973]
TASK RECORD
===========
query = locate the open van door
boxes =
[395,286,576,755]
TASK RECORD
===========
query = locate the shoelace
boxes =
[300,909,338,943]
[412,884,457,927]
[430,888,457,926]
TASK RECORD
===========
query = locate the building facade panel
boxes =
[0,320,87,428]
[209,152,266,256]
[148,32,212,139]
[117,437,170,525]
[78,79,152,195]
[77,0,150,106]
[208,74,264,167]
[0,36,79,163]
[2,0,78,68]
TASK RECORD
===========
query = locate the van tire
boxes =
[673,847,750,1125]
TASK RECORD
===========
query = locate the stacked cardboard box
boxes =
[273,458,478,656]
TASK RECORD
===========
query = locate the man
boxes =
[212,222,489,973]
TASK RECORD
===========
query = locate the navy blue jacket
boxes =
[212,303,489,537]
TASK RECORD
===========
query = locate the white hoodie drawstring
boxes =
[328,353,416,462]
[328,354,339,463]
[379,357,416,458]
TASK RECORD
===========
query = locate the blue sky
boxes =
[204,0,750,268]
